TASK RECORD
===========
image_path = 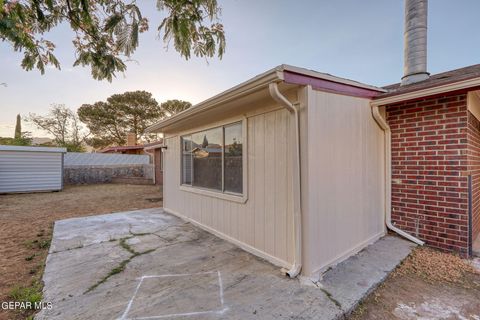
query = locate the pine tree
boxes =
[14,114,21,139]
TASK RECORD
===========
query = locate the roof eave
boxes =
[372,77,480,107]
[281,64,387,93]
[146,68,284,133]
[146,64,389,133]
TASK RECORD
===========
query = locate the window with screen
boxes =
[181,122,243,194]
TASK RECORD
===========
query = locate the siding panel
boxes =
[305,90,385,275]
[163,109,294,267]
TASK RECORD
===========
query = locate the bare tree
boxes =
[27,104,89,151]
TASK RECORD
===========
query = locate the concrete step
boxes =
[111,177,154,185]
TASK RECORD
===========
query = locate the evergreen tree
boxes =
[161,100,192,116]
[78,91,162,148]
[202,135,209,148]
[14,114,21,139]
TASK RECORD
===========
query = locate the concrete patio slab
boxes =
[319,236,415,316]
[36,208,414,320]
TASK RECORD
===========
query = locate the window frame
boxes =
[179,118,248,204]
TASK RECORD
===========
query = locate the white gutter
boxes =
[371,106,425,246]
[269,82,303,277]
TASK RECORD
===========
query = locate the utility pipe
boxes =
[371,106,425,246]
[401,0,429,85]
[269,82,303,277]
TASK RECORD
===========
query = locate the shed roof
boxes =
[0,145,67,153]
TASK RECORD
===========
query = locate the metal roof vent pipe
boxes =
[401,0,430,86]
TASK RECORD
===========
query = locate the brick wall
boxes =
[386,93,470,255]
[467,111,480,243]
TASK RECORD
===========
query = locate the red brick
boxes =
[386,92,470,256]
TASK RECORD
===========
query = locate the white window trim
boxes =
[179,117,248,204]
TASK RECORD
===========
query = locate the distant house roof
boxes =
[99,145,144,153]
[99,140,163,153]
[377,64,480,99]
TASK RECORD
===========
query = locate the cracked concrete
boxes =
[36,208,413,320]
[319,236,415,317]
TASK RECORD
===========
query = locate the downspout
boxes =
[371,106,425,245]
[269,82,303,277]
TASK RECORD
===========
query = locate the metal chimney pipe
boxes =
[401,0,429,85]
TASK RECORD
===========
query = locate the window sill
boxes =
[179,185,247,204]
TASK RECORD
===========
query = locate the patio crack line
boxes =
[309,279,345,315]
[83,227,202,294]
[48,223,189,255]
[83,233,157,294]
[319,287,343,312]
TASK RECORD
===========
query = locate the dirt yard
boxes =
[0,184,162,320]
[349,247,480,320]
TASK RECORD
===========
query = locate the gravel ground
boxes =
[0,184,162,320]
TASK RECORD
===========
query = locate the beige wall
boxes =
[161,86,386,277]
[302,89,386,276]
[163,102,296,268]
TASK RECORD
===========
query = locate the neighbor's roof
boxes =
[376,64,480,99]
[146,64,386,133]
[99,140,163,153]
[99,145,145,153]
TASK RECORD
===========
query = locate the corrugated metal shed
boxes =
[0,145,66,193]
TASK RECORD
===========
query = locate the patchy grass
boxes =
[6,233,52,319]
[8,280,43,319]
[25,254,35,261]
[37,240,50,250]
[24,239,51,250]
[9,281,42,305]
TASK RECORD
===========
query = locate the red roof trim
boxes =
[283,71,383,99]
[99,145,144,153]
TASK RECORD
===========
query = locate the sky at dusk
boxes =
[1,0,479,138]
